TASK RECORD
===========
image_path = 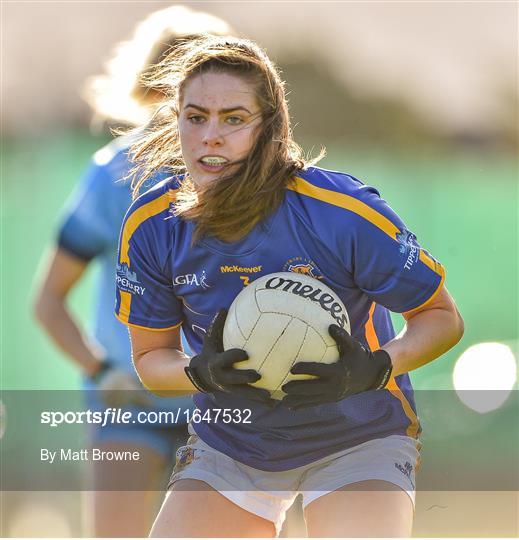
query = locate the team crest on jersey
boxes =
[116,263,145,295]
[283,257,323,279]
[396,229,419,270]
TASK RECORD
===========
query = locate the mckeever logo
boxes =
[220,265,262,274]
[116,263,145,296]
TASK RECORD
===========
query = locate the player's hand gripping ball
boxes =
[281,325,393,410]
[222,272,351,399]
[185,309,274,404]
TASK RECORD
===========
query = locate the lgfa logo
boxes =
[173,270,211,290]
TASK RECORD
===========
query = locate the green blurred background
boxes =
[2,133,517,392]
[1,1,518,537]
[2,135,517,538]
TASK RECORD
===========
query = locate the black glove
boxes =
[281,324,393,410]
[185,309,274,404]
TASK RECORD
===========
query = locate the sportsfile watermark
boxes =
[1,390,517,491]
[40,407,252,427]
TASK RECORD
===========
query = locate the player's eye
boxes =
[225,116,244,126]
[187,115,206,124]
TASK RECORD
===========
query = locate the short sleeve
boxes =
[115,187,183,330]
[348,185,445,313]
[57,162,119,260]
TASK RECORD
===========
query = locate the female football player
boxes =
[115,35,464,537]
[32,9,231,537]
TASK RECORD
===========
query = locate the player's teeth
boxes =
[201,157,227,165]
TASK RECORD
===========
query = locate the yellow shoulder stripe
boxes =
[289,176,401,241]
[419,249,443,274]
[118,189,177,325]
[120,189,177,264]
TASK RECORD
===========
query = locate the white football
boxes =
[223,272,350,398]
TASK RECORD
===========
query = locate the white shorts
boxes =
[168,427,420,536]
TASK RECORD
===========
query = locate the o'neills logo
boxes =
[265,276,348,328]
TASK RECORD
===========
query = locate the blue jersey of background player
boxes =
[32,7,232,538]
[59,134,194,414]
[116,166,443,469]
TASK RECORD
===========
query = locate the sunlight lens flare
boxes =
[453,342,517,413]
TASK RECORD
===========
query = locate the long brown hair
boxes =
[129,35,323,242]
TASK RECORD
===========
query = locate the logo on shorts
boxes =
[116,263,145,295]
[283,257,323,279]
[395,461,414,487]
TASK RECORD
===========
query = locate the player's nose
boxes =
[202,120,224,147]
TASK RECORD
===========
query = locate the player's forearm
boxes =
[133,348,198,397]
[381,306,464,377]
[33,293,103,376]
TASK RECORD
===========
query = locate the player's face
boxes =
[178,71,262,187]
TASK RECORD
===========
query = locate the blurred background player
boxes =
[32,6,232,537]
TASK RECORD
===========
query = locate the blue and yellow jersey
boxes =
[115,166,445,470]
